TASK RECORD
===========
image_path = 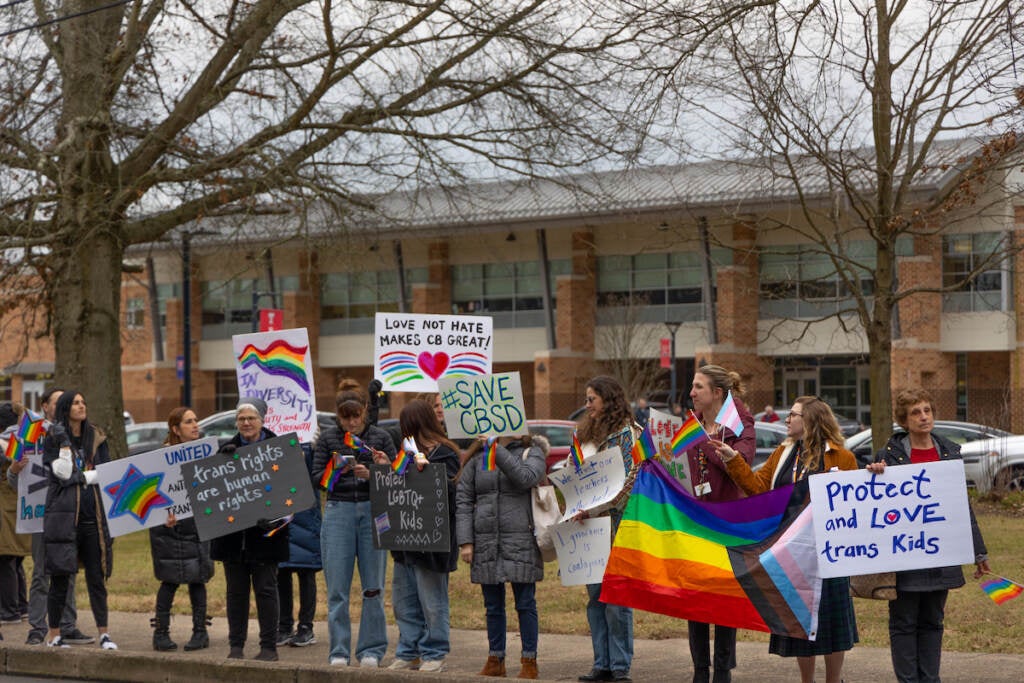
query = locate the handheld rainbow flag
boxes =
[393,437,418,475]
[631,425,657,465]
[671,411,710,456]
[715,390,744,437]
[482,437,498,471]
[4,435,25,462]
[343,432,369,453]
[16,413,46,445]
[319,452,351,491]
[980,575,1024,605]
[570,431,585,470]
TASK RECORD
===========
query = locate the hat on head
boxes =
[236,397,268,420]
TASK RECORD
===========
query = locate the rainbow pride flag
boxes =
[344,432,368,453]
[671,412,708,456]
[320,453,349,491]
[570,431,585,470]
[482,437,498,471]
[17,413,46,445]
[4,435,25,462]
[631,425,657,465]
[980,575,1024,605]
[394,439,418,475]
[602,459,821,640]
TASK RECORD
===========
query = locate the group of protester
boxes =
[0,368,991,683]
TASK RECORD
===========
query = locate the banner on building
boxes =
[374,312,492,393]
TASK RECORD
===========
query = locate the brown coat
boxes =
[724,439,858,495]
[0,450,33,557]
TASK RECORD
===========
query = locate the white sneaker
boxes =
[45,635,69,648]
[329,657,348,666]
[360,656,379,668]
[99,634,118,650]
[420,659,445,673]
[387,658,419,670]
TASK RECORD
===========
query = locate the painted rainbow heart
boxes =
[417,351,450,380]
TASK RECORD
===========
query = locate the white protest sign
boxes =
[374,312,493,393]
[436,372,527,439]
[95,437,218,537]
[552,517,612,586]
[233,328,318,443]
[809,460,975,578]
[15,449,47,534]
[648,407,692,494]
[548,446,627,522]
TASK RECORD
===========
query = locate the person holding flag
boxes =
[0,402,33,633]
[312,379,395,668]
[679,365,755,683]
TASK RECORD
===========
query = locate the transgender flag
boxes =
[715,390,744,437]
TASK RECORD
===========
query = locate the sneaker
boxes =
[26,631,45,645]
[290,626,315,647]
[46,635,70,648]
[99,634,118,650]
[61,628,95,645]
[388,658,420,670]
[1,615,22,624]
[420,659,446,673]
[329,657,349,666]
[276,629,294,646]
[360,656,379,668]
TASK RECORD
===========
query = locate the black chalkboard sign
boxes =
[369,463,450,553]
[181,433,316,542]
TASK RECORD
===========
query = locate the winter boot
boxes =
[151,613,177,651]
[184,615,211,652]
[480,655,506,676]
[517,657,538,679]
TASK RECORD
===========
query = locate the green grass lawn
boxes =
[43,496,1024,654]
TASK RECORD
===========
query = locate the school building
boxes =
[2,137,1023,433]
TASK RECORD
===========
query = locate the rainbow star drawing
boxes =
[103,464,173,525]
[236,339,310,392]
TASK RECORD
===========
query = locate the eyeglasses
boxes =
[787,412,803,419]
[236,416,261,423]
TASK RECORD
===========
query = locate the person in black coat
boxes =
[209,398,290,662]
[42,390,116,650]
[867,388,990,683]
[148,407,215,652]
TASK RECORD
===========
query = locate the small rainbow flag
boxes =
[344,432,369,453]
[4,436,25,462]
[393,436,418,476]
[263,514,295,538]
[672,411,710,456]
[482,437,498,471]
[631,425,657,465]
[715,390,744,437]
[570,431,585,470]
[980,575,1024,605]
[319,453,349,491]
[17,413,46,445]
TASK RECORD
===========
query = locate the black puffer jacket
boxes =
[149,517,214,584]
[209,429,290,565]
[873,431,988,591]
[312,422,396,502]
[391,443,461,574]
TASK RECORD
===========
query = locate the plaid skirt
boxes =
[769,577,859,657]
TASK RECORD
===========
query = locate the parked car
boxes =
[526,419,577,472]
[844,420,1012,468]
[960,434,1024,494]
[198,408,336,446]
[753,421,789,471]
[754,409,862,438]
[124,421,169,456]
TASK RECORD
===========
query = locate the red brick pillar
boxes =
[412,241,452,315]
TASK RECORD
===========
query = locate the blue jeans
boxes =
[391,560,450,662]
[586,581,633,673]
[481,582,538,658]
[321,501,387,662]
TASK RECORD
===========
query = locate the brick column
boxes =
[412,241,452,315]
[284,250,334,409]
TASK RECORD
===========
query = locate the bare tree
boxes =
[594,294,667,404]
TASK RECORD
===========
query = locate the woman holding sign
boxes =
[683,366,755,683]
[574,375,641,683]
[712,396,858,683]
[387,399,461,674]
[867,388,989,683]
[148,407,214,652]
[312,379,396,668]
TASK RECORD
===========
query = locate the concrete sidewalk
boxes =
[0,610,1019,682]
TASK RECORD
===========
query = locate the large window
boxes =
[451,260,568,328]
[320,267,427,334]
[942,233,1010,312]
[125,297,145,329]
[201,276,297,339]
[597,251,724,324]
[215,370,239,412]
[759,241,877,318]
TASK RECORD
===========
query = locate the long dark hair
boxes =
[577,375,633,446]
[399,399,458,454]
[54,390,96,464]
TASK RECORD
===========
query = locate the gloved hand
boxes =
[48,423,68,446]
[51,447,73,481]
[83,470,98,485]
[368,379,383,405]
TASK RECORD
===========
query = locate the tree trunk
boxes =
[867,239,897,454]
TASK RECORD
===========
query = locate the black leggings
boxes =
[156,581,207,615]
[48,521,107,629]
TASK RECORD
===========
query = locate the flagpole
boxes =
[690,409,715,441]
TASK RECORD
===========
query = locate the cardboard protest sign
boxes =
[232,328,318,443]
[374,312,492,393]
[181,434,316,542]
[369,463,450,553]
[551,517,612,586]
[548,446,627,521]
[648,407,692,494]
[436,372,527,439]
[15,449,47,534]
[94,437,219,538]
[809,460,975,578]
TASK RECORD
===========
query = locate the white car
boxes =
[960,435,1024,494]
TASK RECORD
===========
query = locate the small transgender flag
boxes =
[671,412,709,456]
[980,575,1024,605]
[482,437,498,471]
[570,431,585,470]
[343,432,368,453]
[631,426,657,465]
[714,390,744,437]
